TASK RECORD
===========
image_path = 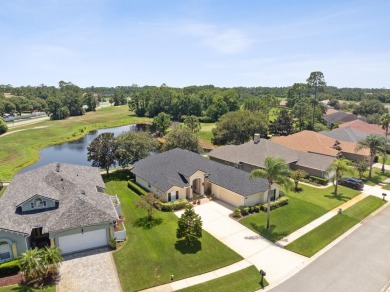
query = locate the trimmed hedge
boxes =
[0,258,20,277]
[260,197,289,212]
[127,180,148,196]
[158,199,189,212]
[309,176,328,186]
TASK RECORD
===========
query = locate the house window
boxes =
[270,189,276,201]
[0,241,12,262]
[148,184,151,188]
[43,201,47,207]
[30,202,34,209]
[176,191,179,200]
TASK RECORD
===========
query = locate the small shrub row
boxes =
[234,205,262,217]
[158,199,189,212]
[0,258,20,277]
[127,180,148,196]
[260,197,289,211]
[309,176,328,186]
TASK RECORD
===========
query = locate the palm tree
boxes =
[356,135,388,178]
[325,158,352,195]
[20,248,45,282]
[41,246,63,276]
[381,113,390,138]
[378,143,389,174]
[250,157,291,230]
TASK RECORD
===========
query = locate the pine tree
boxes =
[176,204,202,246]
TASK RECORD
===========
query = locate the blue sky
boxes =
[0,0,389,88]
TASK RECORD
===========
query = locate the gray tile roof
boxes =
[320,127,369,143]
[208,139,335,172]
[0,163,118,235]
[323,111,358,124]
[131,148,269,196]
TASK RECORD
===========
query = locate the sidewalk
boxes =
[276,193,368,246]
[140,191,376,292]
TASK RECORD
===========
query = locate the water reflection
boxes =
[20,124,150,173]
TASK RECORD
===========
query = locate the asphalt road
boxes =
[271,203,390,292]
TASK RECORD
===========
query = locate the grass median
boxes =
[177,266,267,292]
[240,185,359,242]
[285,195,385,257]
[104,171,242,292]
[0,106,150,181]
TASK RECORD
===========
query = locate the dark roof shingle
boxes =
[131,148,269,196]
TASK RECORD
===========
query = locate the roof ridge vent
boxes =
[56,163,60,172]
[80,189,86,195]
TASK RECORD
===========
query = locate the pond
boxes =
[20,124,150,173]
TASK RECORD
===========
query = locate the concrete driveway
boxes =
[57,248,122,292]
[176,201,307,284]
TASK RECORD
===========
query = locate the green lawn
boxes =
[240,185,359,242]
[269,107,280,122]
[382,184,390,191]
[348,167,390,186]
[104,171,242,292]
[285,196,385,257]
[0,106,150,181]
[0,285,55,292]
[378,156,390,165]
[177,266,267,292]
[0,186,6,198]
[197,123,215,143]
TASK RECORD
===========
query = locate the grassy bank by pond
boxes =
[0,106,150,181]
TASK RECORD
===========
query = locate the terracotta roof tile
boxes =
[338,119,385,135]
[272,130,370,157]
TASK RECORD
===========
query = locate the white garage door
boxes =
[58,229,108,254]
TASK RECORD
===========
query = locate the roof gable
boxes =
[131,148,269,196]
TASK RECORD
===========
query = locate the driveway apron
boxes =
[175,201,307,284]
[57,248,122,292]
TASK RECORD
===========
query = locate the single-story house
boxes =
[272,130,371,163]
[131,148,280,208]
[208,134,336,179]
[320,127,369,143]
[323,111,358,128]
[0,163,122,261]
[338,119,386,136]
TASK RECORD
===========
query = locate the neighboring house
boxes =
[323,111,358,128]
[131,148,280,208]
[320,127,369,143]
[0,163,122,261]
[325,108,339,115]
[272,130,371,162]
[208,134,335,179]
[338,119,386,136]
[279,100,287,107]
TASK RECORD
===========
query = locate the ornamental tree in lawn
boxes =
[176,204,202,246]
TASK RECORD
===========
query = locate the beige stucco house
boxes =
[131,148,280,207]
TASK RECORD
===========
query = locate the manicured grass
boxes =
[104,171,242,292]
[177,266,267,292]
[378,156,390,165]
[348,167,390,186]
[240,185,359,242]
[285,196,385,257]
[0,106,150,181]
[197,123,215,143]
[0,285,56,292]
[240,197,327,242]
[382,184,390,191]
[0,186,6,198]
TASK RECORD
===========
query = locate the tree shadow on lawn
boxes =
[174,239,202,254]
[102,169,132,182]
[133,216,164,229]
[324,192,353,202]
[249,223,287,242]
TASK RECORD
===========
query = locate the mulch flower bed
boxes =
[0,273,21,287]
